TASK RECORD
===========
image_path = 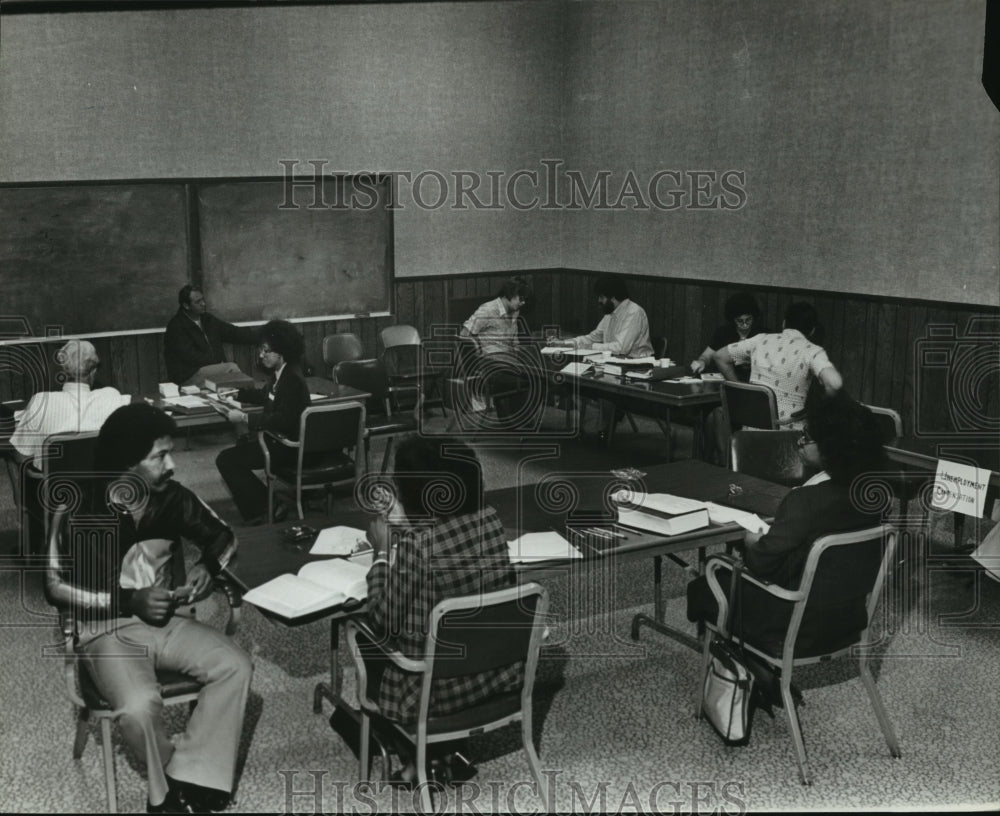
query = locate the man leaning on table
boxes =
[164,285,258,387]
[547,275,654,359]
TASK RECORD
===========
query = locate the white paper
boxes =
[542,347,603,358]
[507,531,583,562]
[703,502,770,535]
[310,526,368,556]
[605,356,655,366]
[165,395,211,410]
[612,490,707,515]
[972,522,1000,584]
[309,393,328,401]
[932,459,989,517]
[560,361,594,376]
[700,373,725,381]
[668,376,703,384]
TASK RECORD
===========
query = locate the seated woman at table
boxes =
[364,434,518,784]
[215,320,310,525]
[686,390,888,654]
[690,290,765,380]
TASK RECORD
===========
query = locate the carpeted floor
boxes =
[1,409,998,813]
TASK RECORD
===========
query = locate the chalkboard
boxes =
[0,184,189,335]
[197,177,392,323]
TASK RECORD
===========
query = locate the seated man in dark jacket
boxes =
[45,403,252,813]
[687,390,889,654]
[163,285,258,386]
[215,320,310,524]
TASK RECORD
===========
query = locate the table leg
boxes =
[630,551,702,651]
[313,619,346,713]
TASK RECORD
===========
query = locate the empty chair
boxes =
[346,583,551,812]
[650,335,668,359]
[323,333,364,379]
[380,324,420,350]
[719,381,779,467]
[332,359,418,472]
[698,525,901,785]
[259,401,366,522]
[730,429,820,487]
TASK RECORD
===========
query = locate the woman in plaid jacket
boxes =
[364,435,519,779]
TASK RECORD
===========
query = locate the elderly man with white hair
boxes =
[10,339,130,466]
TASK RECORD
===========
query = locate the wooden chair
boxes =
[46,504,243,814]
[699,525,901,785]
[730,429,820,487]
[346,583,550,813]
[332,359,418,472]
[259,401,366,522]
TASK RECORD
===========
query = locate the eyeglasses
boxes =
[258,345,276,355]
[734,316,755,328]
[798,432,816,446]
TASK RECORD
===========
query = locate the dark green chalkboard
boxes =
[197,177,392,323]
[0,184,188,335]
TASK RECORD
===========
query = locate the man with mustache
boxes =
[45,403,252,813]
[547,275,654,359]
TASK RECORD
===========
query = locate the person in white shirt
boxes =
[460,277,531,356]
[549,276,654,359]
[10,339,130,466]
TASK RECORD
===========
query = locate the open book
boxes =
[242,558,370,619]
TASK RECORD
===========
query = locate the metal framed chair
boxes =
[346,582,550,813]
[380,324,421,350]
[259,401,366,522]
[719,381,779,468]
[332,359,418,472]
[323,333,364,379]
[46,504,243,814]
[699,525,901,785]
[730,429,820,487]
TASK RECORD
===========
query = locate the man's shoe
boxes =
[147,787,195,814]
[171,778,231,813]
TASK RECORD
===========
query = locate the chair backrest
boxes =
[720,381,779,430]
[40,432,100,478]
[650,335,668,359]
[784,525,897,662]
[381,344,420,378]
[323,333,364,372]
[381,324,421,350]
[864,404,903,442]
[730,429,819,487]
[297,401,366,457]
[332,359,390,414]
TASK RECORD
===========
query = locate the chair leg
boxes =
[521,711,548,810]
[625,411,639,434]
[858,656,901,757]
[267,480,274,525]
[695,632,712,718]
[100,717,118,813]
[415,738,434,813]
[780,677,810,785]
[359,712,371,784]
[72,707,91,759]
[380,437,395,475]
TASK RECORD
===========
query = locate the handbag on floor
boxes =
[702,559,755,746]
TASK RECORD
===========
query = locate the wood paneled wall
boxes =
[395,269,999,437]
[3,269,996,440]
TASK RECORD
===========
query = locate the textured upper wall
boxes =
[561,0,999,306]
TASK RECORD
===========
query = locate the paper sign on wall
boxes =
[932,459,989,518]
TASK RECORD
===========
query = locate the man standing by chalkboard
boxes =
[164,285,258,386]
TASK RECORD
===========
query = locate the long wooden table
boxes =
[226,459,788,712]
[886,436,1000,488]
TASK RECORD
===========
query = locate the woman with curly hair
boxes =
[687,389,889,652]
[215,319,310,524]
[690,291,765,380]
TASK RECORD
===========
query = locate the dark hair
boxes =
[178,284,200,307]
[391,435,484,520]
[724,291,762,324]
[259,319,305,365]
[806,390,886,485]
[594,275,629,302]
[96,404,177,474]
[784,301,819,335]
[497,276,532,302]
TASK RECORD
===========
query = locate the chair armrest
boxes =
[348,619,426,674]
[57,611,88,708]
[704,555,805,635]
[261,430,300,449]
[214,573,244,637]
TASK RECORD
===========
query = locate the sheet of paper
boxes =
[507,531,583,562]
[703,502,770,535]
[165,395,209,409]
[605,356,655,365]
[668,376,702,384]
[612,491,707,515]
[310,526,367,556]
[242,573,345,619]
[542,347,603,358]
[560,361,594,376]
[972,522,1000,584]
[309,393,329,401]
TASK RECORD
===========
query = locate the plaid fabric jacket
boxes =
[364,506,520,724]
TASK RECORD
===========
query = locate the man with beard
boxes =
[548,275,654,358]
[45,403,252,813]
